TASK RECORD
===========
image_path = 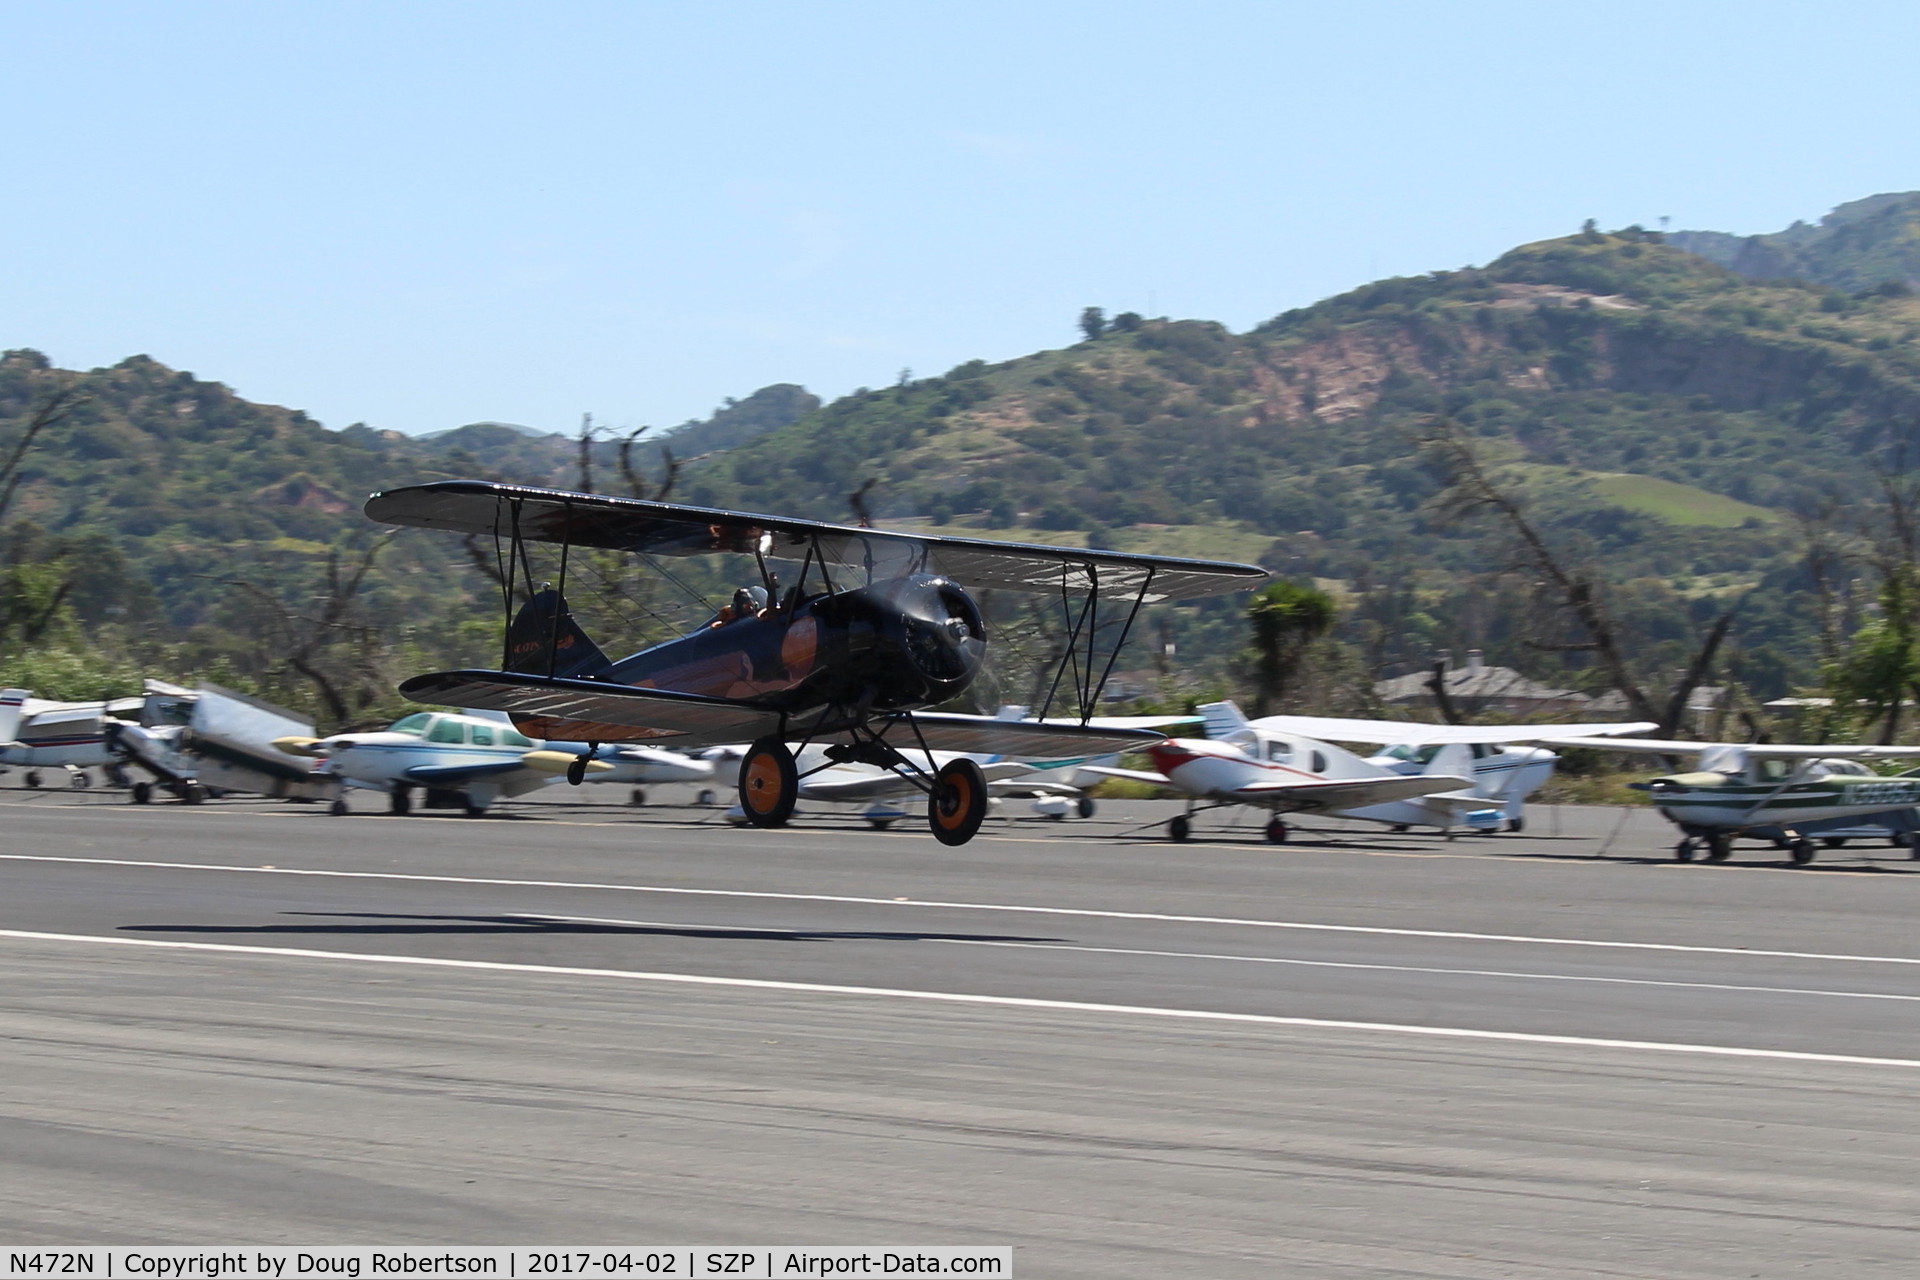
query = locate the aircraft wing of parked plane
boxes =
[1536,737,1920,758]
[1246,715,1659,745]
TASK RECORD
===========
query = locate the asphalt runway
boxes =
[2,784,1919,1277]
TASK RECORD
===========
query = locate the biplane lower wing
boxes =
[901,714,1163,758]
[398,670,1167,756]
[398,670,787,746]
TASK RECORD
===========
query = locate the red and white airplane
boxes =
[1096,733,1478,843]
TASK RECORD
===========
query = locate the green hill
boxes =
[1668,192,1920,293]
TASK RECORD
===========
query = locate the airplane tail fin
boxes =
[506,590,612,680]
[1198,700,1250,740]
[0,689,27,743]
[1422,742,1475,781]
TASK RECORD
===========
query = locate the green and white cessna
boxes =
[1542,738,1920,865]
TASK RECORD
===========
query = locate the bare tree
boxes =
[1420,420,1737,736]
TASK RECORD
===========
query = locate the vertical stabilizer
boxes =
[507,590,612,680]
[1198,700,1250,740]
[0,689,27,743]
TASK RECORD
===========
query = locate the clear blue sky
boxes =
[6,1,1919,437]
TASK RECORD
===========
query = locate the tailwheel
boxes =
[1265,817,1289,844]
[928,758,988,846]
[1705,833,1732,863]
[739,736,798,828]
[1168,814,1191,842]
[1788,838,1817,866]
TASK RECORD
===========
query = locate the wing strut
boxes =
[1034,562,1158,725]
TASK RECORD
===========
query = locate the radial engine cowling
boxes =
[813,574,986,708]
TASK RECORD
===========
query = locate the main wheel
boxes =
[1076,795,1096,819]
[1705,833,1732,863]
[462,795,487,818]
[329,797,349,816]
[629,786,647,807]
[180,782,207,805]
[24,771,42,788]
[70,770,91,790]
[1505,816,1525,833]
[696,788,717,807]
[928,758,988,846]
[1823,837,1848,849]
[565,755,589,786]
[131,781,153,805]
[1265,817,1290,844]
[1168,814,1191,842]
[1788,838,1817,866]
[1675,838,1698,862]
[738,737,797,828]
[390,787,412,816]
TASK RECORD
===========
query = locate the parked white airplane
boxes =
[466,710,719,805]
[1090,730,1478,843]
[1201,703,1657,833]
[109,683,341,805]
[275,710,606,815]
[1,682,196,788]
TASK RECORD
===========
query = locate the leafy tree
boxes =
[1247,579,1335,715]
[1078,307,1107,341]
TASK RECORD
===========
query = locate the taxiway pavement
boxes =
[1,787,1917,1278]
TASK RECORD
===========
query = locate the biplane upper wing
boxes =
[365,481,1266,602]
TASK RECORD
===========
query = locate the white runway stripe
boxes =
[3,852,1918,968]
[1,926,1916,1070]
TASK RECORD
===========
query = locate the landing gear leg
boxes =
[739,737,797,828]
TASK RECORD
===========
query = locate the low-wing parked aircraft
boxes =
[275,709,608,815]
[1538,736,1920,865]
[1091,730,1477,843]
[1203,703,1657,833]
[364,480,1265,845]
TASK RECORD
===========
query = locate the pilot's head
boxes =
[732,585,768,615]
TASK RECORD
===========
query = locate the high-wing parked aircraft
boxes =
[108,682,341,804]
[364,480,1264,845]
[275,709,608,815]
[1,682,196,788]
[1204,703,1657,833]
[1538,736,1920,865]
[1091,731,1477,843]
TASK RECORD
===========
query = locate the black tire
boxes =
[180,782,207,805]
[1706,834,1732,863]
[390,788,412,816]
[1390,824,1410,833]
[1048,811,1066,821]
[24,771,41,789]
[1789,838,1817,866]
[696,788,717,807]
[928,758,988,846]
[131,781,153,805]
[629,787,647,807]
[70,770,91,790]
[867,817,896,831]
[1168,814,1191,842]
[1823,837,1848,849]
[565,756,588,786]
[463,795,487,818]
[1076,795,1096,820]
[1265,817,1289,844]
[1505,817,1525,833]
[738,737,797,828]
[1675,838,1698,862]
[329,797,349,816]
